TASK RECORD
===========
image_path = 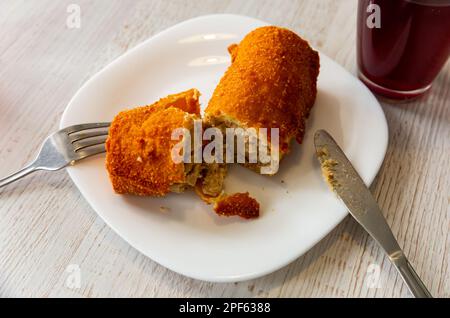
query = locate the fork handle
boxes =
[0,163,39,189]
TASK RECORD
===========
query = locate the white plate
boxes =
[60,14,388,282]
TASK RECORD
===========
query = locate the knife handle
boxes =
[392,254,432,298]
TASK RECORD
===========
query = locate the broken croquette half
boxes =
[105,89,201,196]
[205,26,320,164]
[214,192,260,219]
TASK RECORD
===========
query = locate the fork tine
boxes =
[75,144,107,161]
[73,135,108,152]
[63,122,111,135]
[69,129,109,143]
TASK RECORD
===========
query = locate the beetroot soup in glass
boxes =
[357,0,450,100]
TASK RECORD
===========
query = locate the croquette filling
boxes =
[170,119,226,198]
[205,114,281,173]
[171,162,226,197]
[199,163,226,197]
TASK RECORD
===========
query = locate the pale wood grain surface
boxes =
[0,0,448,298]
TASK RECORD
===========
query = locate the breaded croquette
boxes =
[205,26,320,173]
[106,89,230,205]
[105,89,202,196]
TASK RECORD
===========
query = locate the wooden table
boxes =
[0,0,448,298]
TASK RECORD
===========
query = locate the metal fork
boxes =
[0,123,111,189]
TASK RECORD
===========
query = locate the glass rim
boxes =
[405,0,450,6]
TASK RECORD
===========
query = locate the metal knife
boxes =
[314,129,432,298]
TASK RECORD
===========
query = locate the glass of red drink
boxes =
[357,0,450,100]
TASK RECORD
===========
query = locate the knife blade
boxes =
[314,129,432,298]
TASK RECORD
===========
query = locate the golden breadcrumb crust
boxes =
[205,26,320,154]
[105,89,200,196]
[213,192,260,219]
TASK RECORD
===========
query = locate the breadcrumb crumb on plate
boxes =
[214,193,260,219]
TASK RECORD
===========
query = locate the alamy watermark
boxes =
[366,3,381,29]
[365,263,382,289]
[65,264,81,290]
[171,121,280,175]
[66,4,81,29]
